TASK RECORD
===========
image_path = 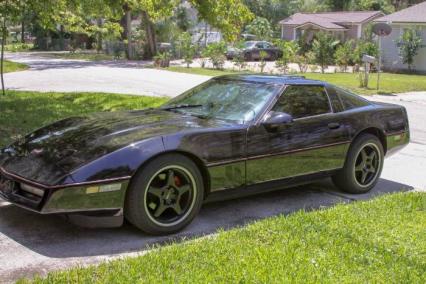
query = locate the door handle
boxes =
[328,122,341,130]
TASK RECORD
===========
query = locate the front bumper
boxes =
[0,167,129,227]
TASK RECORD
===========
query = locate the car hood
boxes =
[0,109,234,185]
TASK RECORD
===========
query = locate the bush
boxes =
[203,42,227,70]
[231,41,247,71]
[275,40,298,74]
[312,32,339,73]
[4,43,34,52]
[397,28,423,71]
[154,52,172,68]
[177,32,196,68]
[335,40,355,72]
[259,51,268,73]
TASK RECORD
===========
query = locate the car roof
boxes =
[216,74,327,86]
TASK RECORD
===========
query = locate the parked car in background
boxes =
[226,41,283,61]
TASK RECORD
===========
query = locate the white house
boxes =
[374,1,426,72]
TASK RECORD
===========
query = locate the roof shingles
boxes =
[280,11,383,30]
[374,1,426,23]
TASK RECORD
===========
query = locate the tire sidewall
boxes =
[125,154,204,235]
[339,134,384,194]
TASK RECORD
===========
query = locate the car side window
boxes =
[272,85,331,119]
[255,42,264,48]
[334,86,370,110]
[264,42,272,48]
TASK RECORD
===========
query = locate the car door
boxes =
[262,42,274,59]
[252,42,264,60]
[246,84,350,185]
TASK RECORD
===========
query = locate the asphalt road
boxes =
[0,53,425,282]
[4,52,209,97]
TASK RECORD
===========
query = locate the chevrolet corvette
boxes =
[0,75,409,234]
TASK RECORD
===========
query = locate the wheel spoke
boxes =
[368,151,376,162]
[178,184,191,196]
[172,202,183,215]
[360,149,368,162]
[355,163,364,172]
[148,186,163,198]
[361,171,368,184]
[368,166,376,174]
[154,203,168,217]
[166,170,175,187]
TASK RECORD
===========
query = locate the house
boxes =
[279,11,384,42]
[374,1,426,72]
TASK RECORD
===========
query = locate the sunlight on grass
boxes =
[2,60,29,73]
[165,67,426,95]
[21,192,426,283]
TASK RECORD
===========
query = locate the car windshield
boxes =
[161,79,281,123]
[244,41,256,48]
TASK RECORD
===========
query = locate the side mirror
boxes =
[262,111,293,131]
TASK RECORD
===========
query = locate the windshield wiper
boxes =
[160,104,203,110]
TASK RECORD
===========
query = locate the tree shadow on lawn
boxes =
[0,177,413,259]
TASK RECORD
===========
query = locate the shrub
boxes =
[203,42,227,70]
[275,40,298,74]
[397,28,423,72]
[335,40,355,72]
[312,32,339,73]
[177,32,196,68]
[258,51,268,73]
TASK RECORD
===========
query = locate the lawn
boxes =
[21,192,425,283]
[165,66,426,95]
[2,60,29,73]
[0,91,168,147]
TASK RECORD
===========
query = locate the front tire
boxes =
[332,134,384,194]
[125,154,204,235]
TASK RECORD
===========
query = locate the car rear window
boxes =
[333,86,370,110]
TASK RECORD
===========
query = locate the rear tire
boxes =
[332,134,384,194]
[125,154,204,235]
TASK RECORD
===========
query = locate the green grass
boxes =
[2,60,28,73]
[0,91,168,147]
[165,67,426,95]
[43,52,116,61]
[22,192,425,283]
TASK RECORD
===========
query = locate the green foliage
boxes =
[275,40,299,74]
[154,51,172,68]
[312,32,339,73]
[3,60,29,73]
[203,42,227,70]
[4,43,34,52]
[177,32,196,68]
[190,0,254,42]
[397,28,423,71]
[25,193,426,283]
[258,50,268,73]
[245,17,273,40]
[232,41,247,71]
[353,40,378,65]
[335,40,355,72]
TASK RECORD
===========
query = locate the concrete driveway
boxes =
[0,53,425,282]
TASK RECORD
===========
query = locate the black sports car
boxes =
[226,41,283,61]
[0,75,409,235]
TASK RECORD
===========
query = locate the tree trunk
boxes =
[1,17,6,96]
[141,11,157,58]
[21,19,25,43]
[125,9,132,59]
[96,18,103,53]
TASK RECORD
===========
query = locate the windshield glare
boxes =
[244,41,256,48]
[163,79,280,123]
